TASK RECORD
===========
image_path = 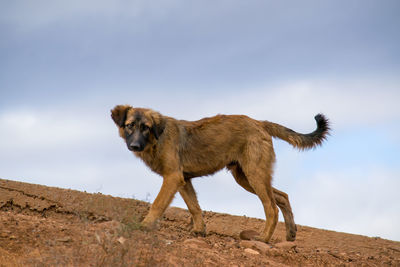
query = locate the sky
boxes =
[1,0,399,241]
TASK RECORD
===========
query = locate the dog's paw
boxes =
[254,234,272,244]
[286,229,296,241]
[191,227,206,237]
[140,219,158,232]
[189,217,206,237]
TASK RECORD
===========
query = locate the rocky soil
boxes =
[0,178,399,266]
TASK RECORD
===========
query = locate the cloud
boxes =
[291,167,400,241]
[0,108,110,151]
[2,0,398,84]
[177,77,400,132]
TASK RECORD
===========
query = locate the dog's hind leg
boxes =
[228,163,297,241]
[239,159,278,243]
[273,188,297,241]
[227,163,257,194]
[179,179,206,236]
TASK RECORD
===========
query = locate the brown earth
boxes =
[0,178,399,266]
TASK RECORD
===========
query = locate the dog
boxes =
[111,105,329,243]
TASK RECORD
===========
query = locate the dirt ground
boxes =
[0,178,399,266]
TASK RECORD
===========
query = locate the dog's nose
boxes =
[129,142,142,151]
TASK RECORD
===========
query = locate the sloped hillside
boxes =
[0,178,399,266]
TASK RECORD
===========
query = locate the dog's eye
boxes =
[141,124,150,131]
[126,122,135,128]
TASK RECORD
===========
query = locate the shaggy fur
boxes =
[111,105,330,243]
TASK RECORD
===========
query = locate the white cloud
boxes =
[291,167,400,241]
[0,108,112,151]
[191,77,400,132]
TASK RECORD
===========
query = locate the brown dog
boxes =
[111,105,329,243]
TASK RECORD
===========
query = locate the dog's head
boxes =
[111,105,165,152]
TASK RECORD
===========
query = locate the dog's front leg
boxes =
[179,179,206,236]
[142,172,185,229]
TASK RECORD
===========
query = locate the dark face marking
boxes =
[124,111,152,152]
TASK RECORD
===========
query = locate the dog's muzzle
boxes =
[128,141,144,152]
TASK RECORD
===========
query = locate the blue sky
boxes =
[1,1,399,241]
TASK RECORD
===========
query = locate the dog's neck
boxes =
[134,143,164,176]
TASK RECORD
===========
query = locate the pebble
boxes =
[239,230,259,240]
[240,240,272,254]
[117,236,126,245]
[244,248,260,255]
[165,240,173,245]
[57,237,72,243]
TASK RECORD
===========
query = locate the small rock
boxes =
[253,241,272,254]
[266,248,281,256]
[240,240,253,248]
[183,238,210,249]
[244,248,260,255]
[117,236,126,245]
[241,240,254,249]
[165,240,173,245]
[57,237,72,243]
[240,240,272,254]
[275,241,296,251]
[239,230,259,240]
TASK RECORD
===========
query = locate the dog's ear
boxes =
[150,112,166,139]
[111,105,131,127]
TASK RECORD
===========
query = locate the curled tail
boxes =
[263,114,330,150]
